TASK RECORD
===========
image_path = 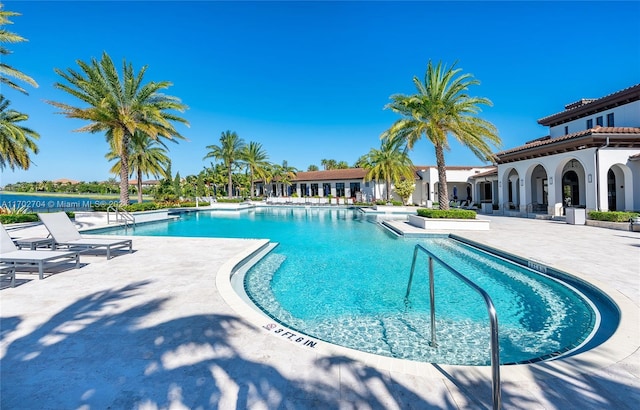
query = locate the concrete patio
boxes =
[1,214,638,409]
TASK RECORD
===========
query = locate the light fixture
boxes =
[588,174,592,183]
[549,177,553,185]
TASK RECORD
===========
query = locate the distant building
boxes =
[256,166,492,205]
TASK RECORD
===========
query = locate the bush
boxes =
[588,211,639,222]
[417,208,477,219]
[0,213,39,224]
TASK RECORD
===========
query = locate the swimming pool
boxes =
[104,207,615,365]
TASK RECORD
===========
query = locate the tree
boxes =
[0,95,39,170]
[353,155,369,168]
[241,141,270,198]
[320,158,337,170]
[106,131,171,203]
[204,130,246,199]
[173,172,182,198]
[394,180,416,205]
[363,138,415,203]
[272,160,297,196]
[48,51,188,205]
[307,164,319,171]
[0,3,38,94]
[383,60,500,210]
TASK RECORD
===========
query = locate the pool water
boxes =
[107,207,598,365]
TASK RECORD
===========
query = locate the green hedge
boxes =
[417,208,477,219]
[588,211,639,222]
[0,214,39,224]
[0,211,75,224]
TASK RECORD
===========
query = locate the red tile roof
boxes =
[468,167,498,178]
[537,84,640,126]
[293,168,368,181]
[495,126,640,158]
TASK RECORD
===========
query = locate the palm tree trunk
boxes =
[137,168,143,204]
[119,136,130,206]
[386,178,391,202]
[435,143,449,210]
[250,169,255,198]
[227,169,233,199]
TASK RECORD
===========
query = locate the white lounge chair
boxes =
[38,212,133,259]
[0,224,80,280]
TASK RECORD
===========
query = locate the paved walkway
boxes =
[1,215,638,409]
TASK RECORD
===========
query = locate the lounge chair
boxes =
[1,264,16,287]
[0,224,80,280]
[38,212,133,259]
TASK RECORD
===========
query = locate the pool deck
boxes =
[1,214,638,409]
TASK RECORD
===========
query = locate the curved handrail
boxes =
[405,244,501,409]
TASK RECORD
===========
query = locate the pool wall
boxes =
[450,234,621,359]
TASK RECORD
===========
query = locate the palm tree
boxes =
[241,141,270,198]
[106,131,171,203]
[203,130,246,199]
[363,138,415,202]
[272,160,297,196]
[383,60,501,210]
[307,164,319,171]
[47,51,188,205]
[320,158,338,170]
[0,3,38,94]
[0,95,39,170]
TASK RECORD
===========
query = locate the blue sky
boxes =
[2,0,639,185]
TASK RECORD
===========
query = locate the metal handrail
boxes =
[405,244,501,409]
[107,205,135,229]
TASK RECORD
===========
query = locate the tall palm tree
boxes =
[241,141,270,198]
[203,130,246,199]
[383,60,501,210]
[0,95,39,170]
[47,51,188,205]
[106,131,171,203]
[0,3,38,94]
[363,138,415,202]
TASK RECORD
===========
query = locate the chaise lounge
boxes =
[0,224,80,280]
[38,212,133,260]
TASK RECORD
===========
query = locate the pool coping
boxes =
[215,233,639,385]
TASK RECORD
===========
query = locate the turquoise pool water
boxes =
[105,207,599,365]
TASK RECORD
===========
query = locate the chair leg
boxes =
[39,261,44,280]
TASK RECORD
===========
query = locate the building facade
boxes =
[256,166,494,205]
[492,84,640,215]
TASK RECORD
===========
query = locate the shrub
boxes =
[417,208,477,219]
[0,213,39,224]
[588,211,639,222]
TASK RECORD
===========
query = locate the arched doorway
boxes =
[607,165,627,211]
[529,164,548,213]
[563,171,579,207]
[607,169,617,211]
